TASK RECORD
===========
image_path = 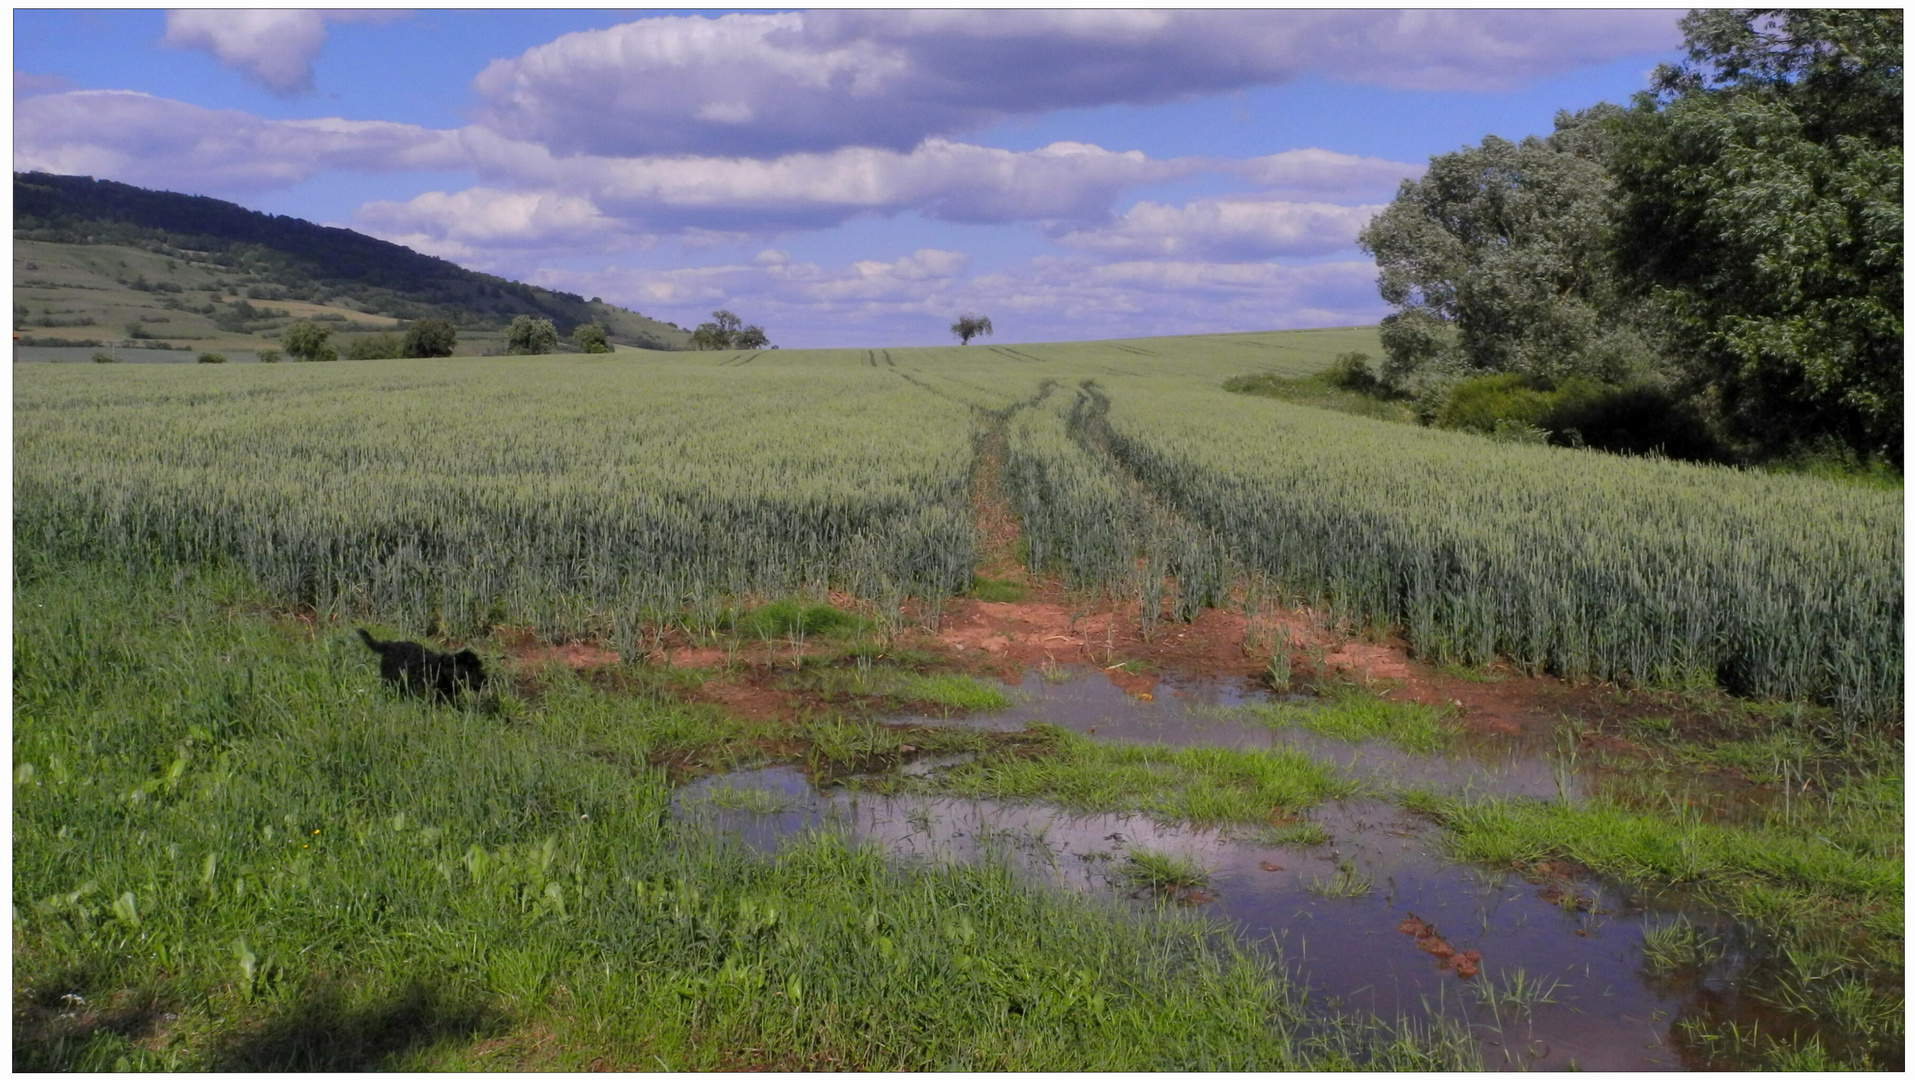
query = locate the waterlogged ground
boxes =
[676,666,1895,1071]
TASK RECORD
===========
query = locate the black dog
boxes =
[356,628,486,700]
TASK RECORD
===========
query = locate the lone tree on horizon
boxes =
[690,309,770,350]
[951,313,993,345]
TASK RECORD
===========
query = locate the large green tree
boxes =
[402,318,458,358]
[1610,8,1902,462]
[689,309,770,350]
[280,320,336,362]
[1358,106,1658,394]
[504,315,558,355]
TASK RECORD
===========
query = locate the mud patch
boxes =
[497,628,620,670]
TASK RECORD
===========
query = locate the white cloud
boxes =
[473,9,1682,157]
[527,251,1387,349]
[161,9,405,95]
[1055,195,1386,260]
[352,188,650,264]
[1227,148,1423,201]
[13,90,461,192]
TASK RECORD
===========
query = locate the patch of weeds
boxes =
[1257,685,1459,754]
[794,716,992,781]
[695,785,800,814]
[1623,714,1680,743]
[1674,729,1836,784]
[792,667,1012,712]
[1107,659,1150,676]
[882,672,1012,711]
[916,726,1356,828]
[1118,848,1210,891]
[1244,820,1330,847]
[1469,968,1563,1017]
[731,600,870,640]
[1223,370,1417,424]
[1638,916,1726,975]
[969,575,1026,602]
[1432,660,1504,683]
[836,641,944,669]
[1304,861,1372,898]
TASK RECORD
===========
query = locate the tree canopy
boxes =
[572,321,611,354]
[951,313,994,345]
[1358,106,1656,394]
[690,309,770,350]
[280,320,336,362]
[1359,9,1901,466]
[505,315,558,355]
[403,318,457,358]
[1611,8,1902,462]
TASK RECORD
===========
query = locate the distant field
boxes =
[15,322,1897,717]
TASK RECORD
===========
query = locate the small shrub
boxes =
[345,333,402,361]
[197,351,227,364]
[255,348,281,364]
[1324,351,1379,392]
[91,351,118,364]
[1435,373,1553,433]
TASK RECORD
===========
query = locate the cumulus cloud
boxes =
[1226,149,1423,201]
[528,251,1387,349]
[16,88,1210,228]
[552,139,1197,229]
[352,188,650,265]
[13,90,461,192]
[161,9,403,94]
[474,9,1681,156]
[1054,195,1387,260]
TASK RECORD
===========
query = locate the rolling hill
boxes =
[13,171,694,353]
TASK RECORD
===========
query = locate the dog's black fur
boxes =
[357,628,486,700]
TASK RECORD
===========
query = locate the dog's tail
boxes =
[356,627,386,653]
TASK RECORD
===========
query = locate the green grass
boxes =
[969,575,1027,602]
[692,785,802,814]
[902,725,1357,829]
[1256,686,1459,754]
[794,667,1013,713]
[1223,370,1417,423]
[1401,765,1903,1068]
[14,555,1479,1071]
[731,600,873,640]
[1117,849,1211,891]
[1303,862,1373,898]
[1638,916,1726,975]
[1468,968,1563,1017]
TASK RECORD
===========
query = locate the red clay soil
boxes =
[496,627,622,670]
[1398,913,1482,978]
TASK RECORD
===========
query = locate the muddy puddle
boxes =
[896,665,1579,801]
[672,667,1866,1070]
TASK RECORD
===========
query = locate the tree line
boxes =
[1358,9,1900,469]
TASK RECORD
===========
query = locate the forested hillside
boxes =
[14,171,691,349]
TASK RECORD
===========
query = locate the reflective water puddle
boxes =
[673,667,1864,1070]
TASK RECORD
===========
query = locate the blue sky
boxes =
[15,9,1687,347]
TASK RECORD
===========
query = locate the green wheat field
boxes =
[14,328,1904,1069]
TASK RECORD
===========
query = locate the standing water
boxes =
[673,666,1882,1070]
